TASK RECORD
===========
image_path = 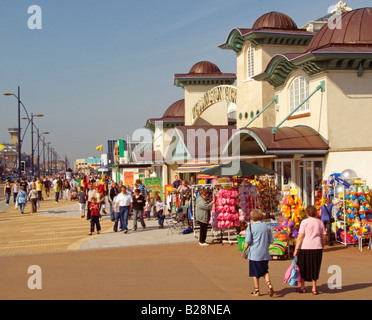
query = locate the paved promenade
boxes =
[0,196,371,301]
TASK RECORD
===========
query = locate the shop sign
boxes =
[191,85,237,125]
[145,177,163,200]
[124,171,134,185]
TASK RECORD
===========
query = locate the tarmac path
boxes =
[0,195,372,301]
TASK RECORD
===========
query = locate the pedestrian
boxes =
[109,182,119,221]
[98,178,107,214]
[132,189,146,231]
[12,180,19,203]
[63,179,70,200]
[294,205,327,295]
[54,178,60,203]
[145,196,152,220]
[88,197,101,235]
[320,198,340,246]
[195,189,213,246]
[28,185,39,213]
[155,195,165,228]
[172,175,181,190]
[245,209,274,297]
[44,176,50,198]
[95,186,104,215]
[86,184,96,220]
[78,187,87,218]
[135,179,147,199]
[3,180,11,206]
[36,178,43,202]
[16,187,28,214]
[114,186,132,233]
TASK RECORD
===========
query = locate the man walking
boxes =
[114,186,132,233]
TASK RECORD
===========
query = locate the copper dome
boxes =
[252,11,298,30]
[307,8,372,51]
[188,61,222,74]
[162,99,185,118]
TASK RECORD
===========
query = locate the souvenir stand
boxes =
[197,161,278,246]
[331,177,372,249]
[269,191,305,260]
[191,182,236,244]
[167,188,193,231]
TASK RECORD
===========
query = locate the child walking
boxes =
[145,196,152,220]
[88,197,101,235]
[155,195,165,228]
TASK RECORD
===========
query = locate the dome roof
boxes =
[252,11,298,30]
[307,8,372,51]
[188,61,222,74]
[162,99,185,118]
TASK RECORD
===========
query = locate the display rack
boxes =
[191,183,235,244]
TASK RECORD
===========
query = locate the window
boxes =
[227,102,237,119]
[289,76,309,115]
[246,44,255,79]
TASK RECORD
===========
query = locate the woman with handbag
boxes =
[245,209,274,297]
[294,205,327,295]
[321,198,340,246]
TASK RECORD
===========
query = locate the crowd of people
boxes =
[3,174,172,236]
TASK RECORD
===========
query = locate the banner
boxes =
[144,177,163,201]
[124,171,134,185]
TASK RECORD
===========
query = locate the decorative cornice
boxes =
[254,51,372,87]
[219,29,313,53]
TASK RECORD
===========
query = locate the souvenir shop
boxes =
[325,169,372,251]
[190,170,279,245]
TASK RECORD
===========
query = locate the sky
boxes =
[0,0,370,165]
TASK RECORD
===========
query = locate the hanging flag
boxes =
[96,145,103,151]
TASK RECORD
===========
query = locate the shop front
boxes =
[224,125,329,206]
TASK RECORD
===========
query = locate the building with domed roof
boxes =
[144,60,237,184]
[221,5,372,205]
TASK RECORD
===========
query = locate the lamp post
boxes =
[22,113,44,177]
[4,87,22,181]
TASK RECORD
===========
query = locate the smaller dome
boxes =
[252,11,298,30]
[189,61,222,74]
[307,8,372,52]
[162,99,185,118]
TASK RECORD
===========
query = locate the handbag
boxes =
[242,223,252,259]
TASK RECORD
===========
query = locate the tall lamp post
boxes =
[4,87,23,181]
[22,113,44,177]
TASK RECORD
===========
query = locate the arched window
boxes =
[289,76,309,114]
[246,44,255,79]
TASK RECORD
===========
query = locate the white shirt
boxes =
[115,192,132,207]
[155,201,164,212]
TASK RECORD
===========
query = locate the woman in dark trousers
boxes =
[294,205,327,295]
[195,189,214,246]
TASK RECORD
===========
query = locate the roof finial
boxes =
[330,1,352,14]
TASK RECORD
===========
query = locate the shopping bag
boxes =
[15,202,18,209]
[283,257,301,287]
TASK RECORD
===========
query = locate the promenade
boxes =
[0,196,371,301]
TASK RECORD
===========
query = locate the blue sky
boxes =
[0,0,370,164]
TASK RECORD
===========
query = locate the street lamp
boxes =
[22,113,44,177]
[3,87,22,181]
